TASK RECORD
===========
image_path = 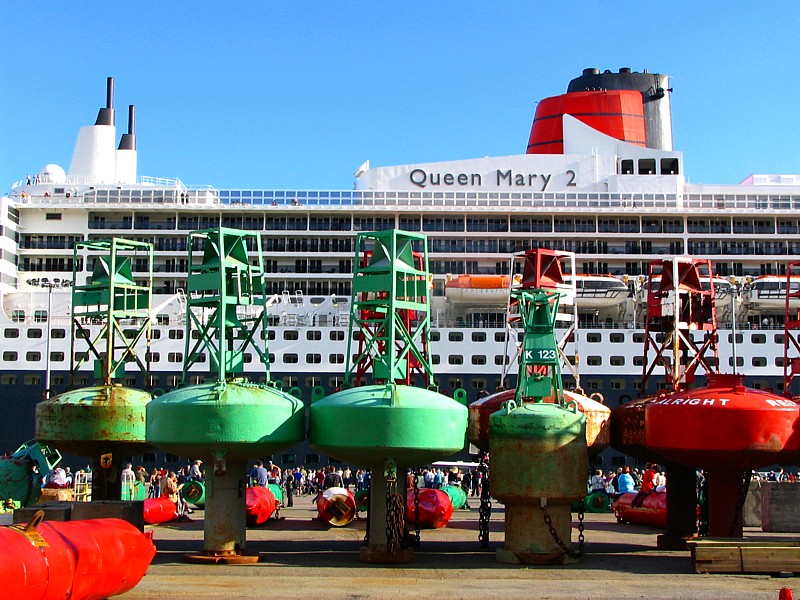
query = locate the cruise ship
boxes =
[3,68,800,469]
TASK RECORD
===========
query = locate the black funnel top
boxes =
[118,105,136,150]
[95,76,115,126]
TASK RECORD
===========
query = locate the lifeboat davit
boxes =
[613,373,800,537]
[468,388,610,454]
[245,486,279,527]
[613,490,668,528]
[316,486,357,526]
[1,511,155,600]
[405,488,453,529]
[143,496,178,524]
[444,274,513,306]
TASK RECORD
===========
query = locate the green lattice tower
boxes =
[70,238,154,385]
[183,227,272,384]
[345,230,434,388]
[512,286,564,405]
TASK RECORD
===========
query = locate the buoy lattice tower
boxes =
[310,229,467,564]
[146,227,304,563]
[35,238,154,500]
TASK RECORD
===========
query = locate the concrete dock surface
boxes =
[120,501,798,599]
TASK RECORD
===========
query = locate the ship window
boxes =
[11,310,24,323]
[471,379,487,390]
[775,357,785,367]
[26,351,41,361]
[27,329,42,339]
[751,334,767,344]
[495,332,506,343]
[432,355,440,365]
[620,160,634,175]
[329,330,345,341]
[306,353,322,364]
[305,454,320,465]
[609,333,625,343]
[633,356,645,367]
[448,355,463,365]
[638,159,656,175]
[494,355,510,366]
[145,352,160,362]
[752,357,767,368]
[243,353,252,363]
[729,356,745,368]
[586,333,601,343]
[611,380,626,390]
[775,334,785,344]
[471,332,486,342]
[0,375,16,384]
[728,333,744,344]
[329,353,345,364]
[472,355,486,365]
[284,353,299,364]
[306,331,322,341]
[449,332,464,342]
[587,356,601,366]
[168,352,183,363]
[3,351,18,361]
[431,332,440,342]
[610,356,625,366]
[45,213,62,220]
[50,351,65,361]
[269,353,275,363]
[660,158,679,175]
[329,376,344,389]
[284,331,299,341]
[50,328,65,338]
[24,374,41,385]
[4,329,19,338]
[169,329,183,340]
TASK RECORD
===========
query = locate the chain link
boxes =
[541,500,584,559]
[385,473,404,555]
[478,452,492,549]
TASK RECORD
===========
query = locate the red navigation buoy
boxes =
[245,486,279,527]
[405,488,453,529]
[316,486,357,526]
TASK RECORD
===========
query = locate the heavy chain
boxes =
[412,469,421,548]
[478,452,491,549]
[385,475,404,555]
[541,501,585,558]
[729,469,752,538]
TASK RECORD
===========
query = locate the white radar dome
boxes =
[38,164,67,184]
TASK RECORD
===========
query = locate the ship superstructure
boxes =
[3,68,800,467]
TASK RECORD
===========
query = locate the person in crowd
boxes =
[283,469,295,507]
[189,459,203,481]
[589,469,607,494]
[616,466,636,495]
[250,461,269,487]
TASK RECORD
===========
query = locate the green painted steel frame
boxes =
[182,227,273,384]
[344,229,436,389]
[69,238,154,386]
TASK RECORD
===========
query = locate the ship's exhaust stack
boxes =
[95,77,115,126]
[115,105,137,184]
[68,77,117,184]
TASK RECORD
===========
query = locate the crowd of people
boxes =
[588,462,667,497]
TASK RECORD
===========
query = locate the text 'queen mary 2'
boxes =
[3,68,800,469]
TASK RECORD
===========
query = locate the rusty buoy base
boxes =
[359,545,413,565]
[184,550,261,565]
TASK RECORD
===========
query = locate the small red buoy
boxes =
[779,588,793,600]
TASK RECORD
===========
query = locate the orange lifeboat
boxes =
[444,274,512,306]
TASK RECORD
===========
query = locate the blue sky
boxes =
[3,2,800,191]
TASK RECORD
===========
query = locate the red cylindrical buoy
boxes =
[612,490,668,529]
[1,511,155,600]
[246,486,279,527]
[143,496,178,524]
[316,486,357,526]
[405,488,453,529]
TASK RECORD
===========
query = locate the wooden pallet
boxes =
[689,539,800,574]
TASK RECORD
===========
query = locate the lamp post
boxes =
[27,277,72,400]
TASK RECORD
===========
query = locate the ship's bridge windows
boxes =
[620,160,634,175]
[638,159,656,175]
[4,328,19,338]
[660,158,679,175]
